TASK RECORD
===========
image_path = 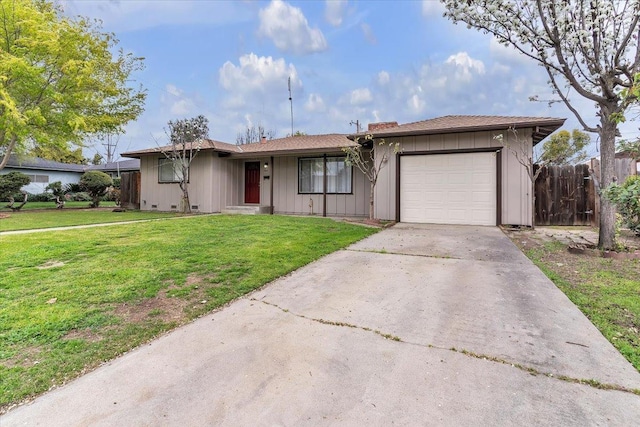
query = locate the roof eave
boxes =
[349,119,566,144]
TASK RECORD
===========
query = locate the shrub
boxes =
[80,171,113,208]
[70,192,92,202]
[603,175,640,235]
[64,183,82,193]
[28,192,54,202]
[112,177,121,189]
[0,172,30,202]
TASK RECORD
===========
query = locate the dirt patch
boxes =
[504,226,640,291]
[63,329,103,343]
[37,261,65,269]
[3,346,43,368]
[113,274,215,325]
[113,290,190,324]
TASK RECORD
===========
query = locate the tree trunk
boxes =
[0,135,18,171]
[598,110,617,250]
[369,182,375,220]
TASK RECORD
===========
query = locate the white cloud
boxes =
[165,84,182,97]
[258,0,328,55]
[361,23,377,45]
[407,94,426,114]
[378,71,390,85]
[445,52,486,82]
[161,84,197,117]
[325,0,347,27]
[305,94,326,112]
[219,53,300,93]
[349,88,373,105]
[489,37,530,65]
[62,0,250,32]
[422,0,445,17]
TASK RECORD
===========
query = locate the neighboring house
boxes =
[88,159,140,179]
[122,115,565,226]
[1,156,141,194]
[1,155,85,194]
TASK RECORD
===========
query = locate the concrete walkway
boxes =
[3,224,640,425]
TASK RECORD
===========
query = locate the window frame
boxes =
[158,158,189,184]
[297,156,353,195]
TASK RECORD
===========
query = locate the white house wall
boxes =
[1,168,82,194]
[375,130,534,226]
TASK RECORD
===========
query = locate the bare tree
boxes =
[236,125,276,145]
[443,0,640,249]
[343,135,401,221]
[161,115,209,213]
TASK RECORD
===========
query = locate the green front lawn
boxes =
[508,231,640,372]
[0,215,377,411]
[0,209,182,232]
[1,201,118,211]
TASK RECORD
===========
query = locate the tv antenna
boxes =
[288,77,294,136]
[349,120,361,133]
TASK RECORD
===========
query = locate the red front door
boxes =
[244,162,260,204]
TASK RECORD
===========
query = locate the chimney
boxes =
[368,121,398,132]
[261,136,267,144]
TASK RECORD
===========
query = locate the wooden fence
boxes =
[119,171,141,210]
[534,158,637,226]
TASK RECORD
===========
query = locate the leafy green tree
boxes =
[540,130,590,166]
[0,0,146,171]
[161,115,209,213]
[29,145,87,165]
[443,0,640,249]
[45,181,65,208]
[616,138,640,161]
[80,171,113,208]
[602,175,640,235]
[91,153,104,165]
[0,171,30,210]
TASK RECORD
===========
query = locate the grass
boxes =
[0,208,182,232]
[515,235,640,372]
[1,201,118,211]
[0,215,377,410]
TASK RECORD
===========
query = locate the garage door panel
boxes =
[400,152,496,226]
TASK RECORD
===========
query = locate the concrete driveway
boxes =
[3,223,640,426]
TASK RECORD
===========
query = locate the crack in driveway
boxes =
[345,248,462,260]
[253,298,640,398]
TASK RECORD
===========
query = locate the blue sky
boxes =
[62,0,639,158]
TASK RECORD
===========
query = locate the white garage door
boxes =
[400,152,497,225]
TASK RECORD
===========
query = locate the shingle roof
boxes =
[122,134,356,157]
[122,139,238,157]
[87,159,140,172]
[238,134,356,154]
[356,115,566,145]
[4,155,86,172]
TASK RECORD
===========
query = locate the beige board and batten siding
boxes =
[271,155,369,217]
[374,129,534,226]
[139,153,223,212]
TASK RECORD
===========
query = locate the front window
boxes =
[158,158,187,183]
[26,174,49,183]
[298,157,352,194]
